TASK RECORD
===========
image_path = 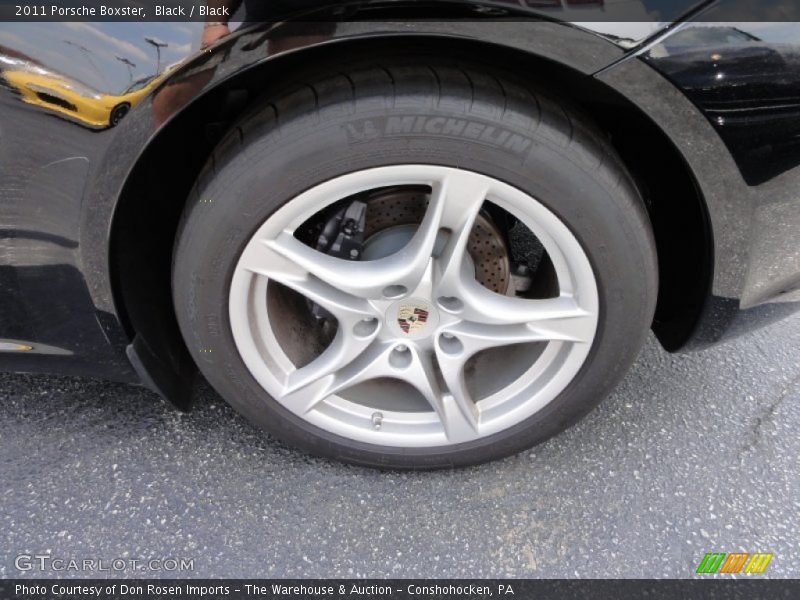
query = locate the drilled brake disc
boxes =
[364,190,510,294]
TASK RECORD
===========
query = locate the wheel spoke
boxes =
[281,341,395,413]
[433,171,490,291]
[282,321,380,398]
[265,219,438,299]
[239,239,374,322]
[443,302,594,356]
[429,347,481,442]
[433,169,491,231]
[410,350,480,443]
[443,267,594,335]
[282,339,480,442]
[474,295,594,341]
[256,171,489,301]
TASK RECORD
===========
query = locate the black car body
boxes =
[0,0,798,412]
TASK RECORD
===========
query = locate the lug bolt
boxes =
[395,344,408,352]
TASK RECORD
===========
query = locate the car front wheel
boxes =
[172,58,657,468]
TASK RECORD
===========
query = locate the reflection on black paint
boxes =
[645,22,800,185]
[698,0,800,21]
[0,49,173,130]
[0,264,135,379]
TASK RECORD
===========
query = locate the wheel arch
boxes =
[108,32,712,406]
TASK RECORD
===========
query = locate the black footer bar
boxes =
[2,579,800,600]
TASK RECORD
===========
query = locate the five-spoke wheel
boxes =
[172,59,657,467]
[229,166,598,446]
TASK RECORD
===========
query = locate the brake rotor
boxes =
[364,190,510,294]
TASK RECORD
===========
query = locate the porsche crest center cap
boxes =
[388,298,439,339]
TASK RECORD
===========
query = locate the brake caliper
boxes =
[312,200,367,319]
[315,200,367,260]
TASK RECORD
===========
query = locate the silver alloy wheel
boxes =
[229,165,599,447]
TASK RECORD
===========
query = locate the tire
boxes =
[172,57,657,469]
[110,103,130,127]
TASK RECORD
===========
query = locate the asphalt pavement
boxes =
[1,315,798,578]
